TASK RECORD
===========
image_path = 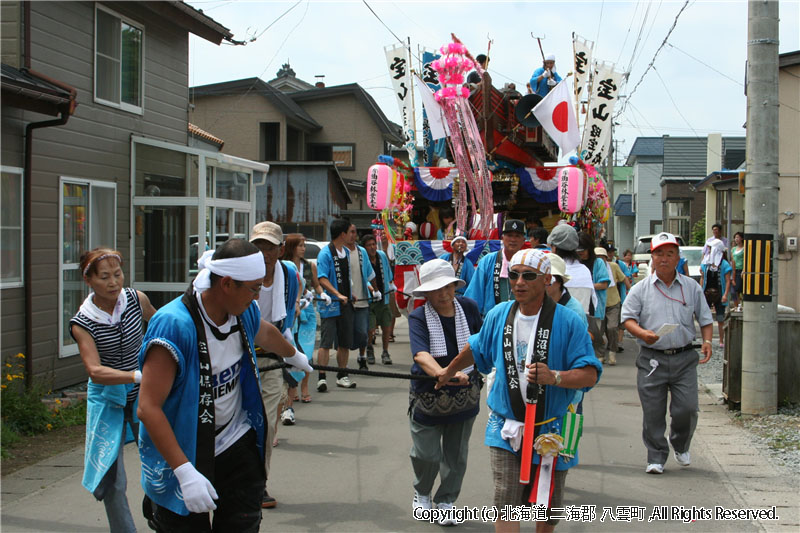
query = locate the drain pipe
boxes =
[21,68,77,388]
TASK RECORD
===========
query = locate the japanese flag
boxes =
[532,79,581,155]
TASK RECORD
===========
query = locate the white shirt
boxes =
[349,246,368,309]
[513,309,540,402]
[195,293,250,456]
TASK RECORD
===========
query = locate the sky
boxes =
[186,0,800,164]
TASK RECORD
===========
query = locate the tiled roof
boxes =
[613,193,635,217]
[628,137,664,158]
[188,123,224,147]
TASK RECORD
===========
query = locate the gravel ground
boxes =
[698,341,800,484]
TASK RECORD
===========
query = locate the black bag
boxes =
[704,267,722,307]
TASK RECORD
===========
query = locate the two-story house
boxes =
[626,137,664,239]
[0,1,269,388]
[189,65,404,236]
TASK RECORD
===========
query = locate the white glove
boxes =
[542,70,551,78]
[389,283,397,292]
[320,292,332,305]
[299,299,310,310]
[303,289,313,302]
[547,78,557,87]
[372,290,382,301]
[174,462,217,513]
[282,328,294,344]
[284,349,313,373]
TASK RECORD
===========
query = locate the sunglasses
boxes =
[508,271,541,281]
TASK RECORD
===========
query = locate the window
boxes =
[665,200,691,243]
[59,178,116,357]
[260,122,280,161]
[95,5,143,113]
[1,167,24,287]
[309,144,355,170]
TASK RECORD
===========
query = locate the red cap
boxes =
[651,232,679,252]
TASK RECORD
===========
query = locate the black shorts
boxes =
[319,304,354,350]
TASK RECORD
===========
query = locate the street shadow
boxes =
[276,442,380,457]
[0,514,108,532]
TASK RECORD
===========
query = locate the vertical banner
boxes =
[742,233,773,302]
[580,61,623,166]
[386,45,419,166]
[572,33,594,130]
[421,50,447,165]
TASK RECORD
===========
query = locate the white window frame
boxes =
[94,3,145,115]
[130,136,268,297]
[1,166,24,289]
[58,177,117,358]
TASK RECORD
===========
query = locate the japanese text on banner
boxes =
[580,62,623,166]
[385,45,419,166]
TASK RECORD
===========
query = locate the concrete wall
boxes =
[1,1,193,388]
[633,158,663,237]
[777,63,800,311]
[189,93,286,161]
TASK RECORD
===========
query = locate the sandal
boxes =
[301,395,312,403]
[389,335,396,343]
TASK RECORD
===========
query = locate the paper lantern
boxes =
[557,166,588,214]
[419,222,435,240]
[366,164,398,211]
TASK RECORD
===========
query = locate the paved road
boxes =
[2,318,797,532]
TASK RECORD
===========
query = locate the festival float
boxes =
[369,34,621,312]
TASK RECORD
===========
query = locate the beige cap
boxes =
[547,253,571,283]
[250,221,283,245]
[594,246,608,258]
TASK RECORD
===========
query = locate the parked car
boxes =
[632,234,686,280]
[680,246,704,283]
[304,240,329,265]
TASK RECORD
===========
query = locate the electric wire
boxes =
[667,43,744,87]
[618,0,691,116]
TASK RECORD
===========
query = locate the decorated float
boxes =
[370,34,620,312]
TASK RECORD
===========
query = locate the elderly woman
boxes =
[439,235,475,295]
[70,248,156,532]
[408,259,483,525]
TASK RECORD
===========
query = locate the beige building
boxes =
[190,67,404,231]
[777,51,800,311]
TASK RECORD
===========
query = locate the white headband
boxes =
[451,235,467,245]
[192,249,266,292]
[510,249,551,275]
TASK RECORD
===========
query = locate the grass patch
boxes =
[1,353,87,459]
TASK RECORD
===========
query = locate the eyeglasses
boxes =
[508,271,541,281]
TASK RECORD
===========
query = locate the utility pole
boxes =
[741,0,779,415]
[607,124,615,242]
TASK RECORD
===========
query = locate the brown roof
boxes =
[188,123,224,147]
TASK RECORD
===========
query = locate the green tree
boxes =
[690,216,706,246]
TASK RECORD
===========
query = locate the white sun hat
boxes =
[412,259,466,296]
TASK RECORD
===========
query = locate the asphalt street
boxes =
[1,317,797,532]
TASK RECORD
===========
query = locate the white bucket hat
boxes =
[412,259,466,296]
[547,253,571,283]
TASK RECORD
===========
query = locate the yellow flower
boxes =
[6,375,11,381]
[46,424,53,431]
[55,399,61,405]
[5,363,11,368]
[16,353,25,359]
[1,384,6,389]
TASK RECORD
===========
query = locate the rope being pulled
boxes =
[259,362,458,383]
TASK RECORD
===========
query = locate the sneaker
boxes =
[280,407,295,426]
[436,502,457,526]
[617,346,624,352]
[607,352,617,366]
[381,351,393,365]
[261,489,277,508]
[412,491,433,512]
[336,376,356,388]
[646,463,664,474]
[358,359,368,371]
[317,379,328,393]
[674,451,691,466]
[366,345,376,364]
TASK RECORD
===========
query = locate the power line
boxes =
[652,65,700,138]
[246,0,304,43]
[619,0,691,115]
[666,43,744,87]
[594,0,605,51]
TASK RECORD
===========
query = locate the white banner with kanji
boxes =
[579,61,623,166]
[385,45,419,166]
[572,33,594,128]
